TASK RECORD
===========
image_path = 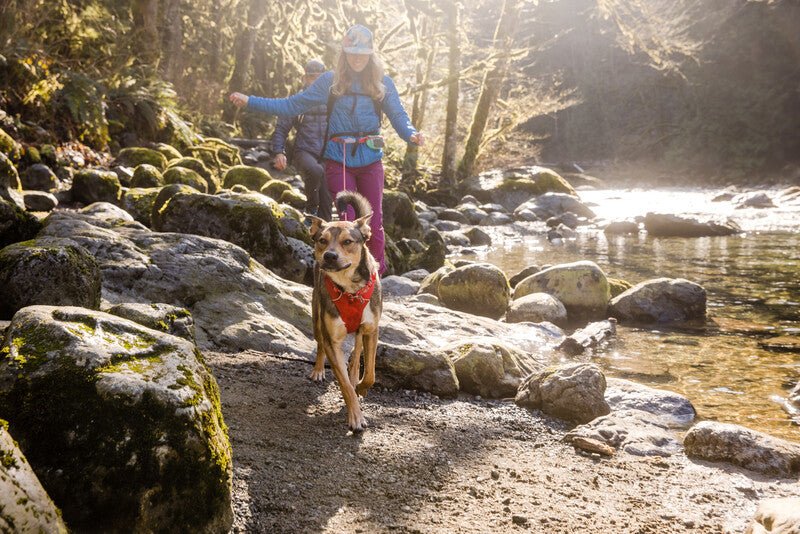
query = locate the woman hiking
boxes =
[229,24,424,275]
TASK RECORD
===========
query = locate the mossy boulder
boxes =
[418,265,454,296]
[153,191,311,283]
[514,260,610,321]
[115,147,168,171]
[375,344,459,398]
[0,198,42,248]
[163,166,208,193]
[150,183,197,229]
[462,166,577,210]
[438,263,510,319]
[168,157,219,193]
[107,302,196,344]
[0,239,101,319]
[0,306,233,532]
[153,142,182,161]
[20,163,60,191]
[447,339,541,398]
[0,152,24,210]
[71,168,122,204]
[279,188,307,210]
[122,187,161,226]
[609,278,707,324]
[260,179,293,201]
[0,421,67,533]
[131,163,164,188]
[0,127,21,161]
[608,277,633,298]
[506,292,568,325]
[382,190,423,240]
[222,165,272,191]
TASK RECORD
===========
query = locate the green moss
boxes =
[223,165,271,191]
[162,167,207,193]
[1,448,18,469]
[116,148,168,171]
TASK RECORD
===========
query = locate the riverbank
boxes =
[213,350,799,534]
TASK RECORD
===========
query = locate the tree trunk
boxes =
[440,0,460,187]
[160,0,183,82]
[457,0,521,181]
[132,0,161,69]
[402,18,437,181]
[0,0,16,47]
[223,0,267,122]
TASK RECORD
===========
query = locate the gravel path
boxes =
[207,350,800,534]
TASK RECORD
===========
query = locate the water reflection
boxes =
[451,189,800,440]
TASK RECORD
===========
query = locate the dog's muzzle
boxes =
[320,251,350,272]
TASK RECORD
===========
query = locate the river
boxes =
[450,187,800,440]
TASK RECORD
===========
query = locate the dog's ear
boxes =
[355,213,372,241]
[307,215,326,239]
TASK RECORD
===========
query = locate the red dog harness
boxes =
[324,273,377,333]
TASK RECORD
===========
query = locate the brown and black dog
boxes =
[308,191,382,432]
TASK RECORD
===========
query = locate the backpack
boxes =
[319,90,383,160]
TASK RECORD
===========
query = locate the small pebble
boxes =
[512,515,528,525]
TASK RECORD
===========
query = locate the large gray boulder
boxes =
[0,198,42,248]
[461,167,577,210]
[745,498,800,534]
[446,338,542,398]
[71,168,122,204]
[153,191,311,283]
[23,190,58,212]
[0,238,101,320]
[605,378,696,428]
[609,277,706,323]
[438,263,510,319]
[683,421,800,477]
[121,186,161,226]
[513,192,595,221]
[564,409,682,457]
[644,212,741,237]
[20,163,60,191]
[515,363,610,424]
[514,260,610,321]
[106,302,196,344]
[383,190,423,240]
[506,292,567,325]
[0,306,233,532]
[0,422,67,533]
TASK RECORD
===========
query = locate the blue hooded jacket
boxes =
[247,71,417,168]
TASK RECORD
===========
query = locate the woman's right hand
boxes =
[273,153,287,171]
[229,92,249,108]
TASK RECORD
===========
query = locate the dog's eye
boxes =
[318,238,328,246]
[342,239,354,246]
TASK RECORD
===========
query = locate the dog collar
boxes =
[324,273,377,333]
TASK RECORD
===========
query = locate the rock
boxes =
[39,209,315,354]
[260,179,293,201]
[222,165,272,191]
[461,166,577,210]
[167,157,219,193]
[0,127,22,160]
[479,212,513,226]
[438,263,510,319]
[419,266,453,296]
[381,275,420,297]
[604,221,639,235]
[733,192,774,209]
[569,436,616,457]
[163,166,208,193]
[400,268,430,282]
[464,227,492,246]
[608,277,633,298]
[111,166,134,187]
[152,142,182,161]
[23,190,58,212]
[609,277,706,324]
[375,343,459,398]
[0,306,233,532]
[0,198,42,248]
[383,190,423,240]
[406,238,447,274]
[107,302,196,344]
[130,163,164,188]
[80,202,136,223]
[784,382,800,422]
[564,409,682,457]
[0,152,24,210]
[150,183,197,229]
[72,168,122,204]
[115,147,168,170]
[516,363,610,424]
[0,422,67,533]
[745,498,800,534]
[758,335,800,353]
[153,191,310,283]
[506,293,567,325]
[644,213,741,237]
[409,293,439,306]
[0,238,101,319]
[447,338,542,398]
[684,421,800,477]
[435,220,461,232]
[438,208,469,224]
[509,265,540,288]
[279,188,306,210]
[514,192,595,221]
[514,260,610,321]
[20,163,60,191]
[558,319,616,355]
[122,187,161,226]
[457,204,489,225]
[605,378,696,428]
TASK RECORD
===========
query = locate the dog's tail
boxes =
[335,191,373,220]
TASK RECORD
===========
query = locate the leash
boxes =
[330,135,384,221]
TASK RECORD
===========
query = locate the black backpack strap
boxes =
[318,90,337,160]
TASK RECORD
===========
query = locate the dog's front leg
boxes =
[309,345,326,382]
[348,333,364,386]
[356,328,378,398]
[326,342,367,432]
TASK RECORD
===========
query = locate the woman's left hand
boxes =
[410,132,425,147]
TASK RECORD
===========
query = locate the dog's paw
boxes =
[308,368,326,382]
[348,413,368,433]
[355,384,370,398]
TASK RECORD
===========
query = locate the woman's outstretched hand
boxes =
[229,92,249,108]
[410,132,425,146]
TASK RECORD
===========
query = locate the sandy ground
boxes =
[207,350,800,534]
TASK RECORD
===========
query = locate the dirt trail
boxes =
[207,350,799,534]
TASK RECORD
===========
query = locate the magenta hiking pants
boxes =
[325,159,386,274]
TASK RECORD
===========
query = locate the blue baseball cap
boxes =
[304,59,325,74]
[342,25,374,54]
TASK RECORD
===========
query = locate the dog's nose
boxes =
[323,251,338,262]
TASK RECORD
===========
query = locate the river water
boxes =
[450,188,800,441]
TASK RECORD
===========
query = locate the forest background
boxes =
[1,0,798,190]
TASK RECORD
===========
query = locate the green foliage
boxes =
[55,71,109,149]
